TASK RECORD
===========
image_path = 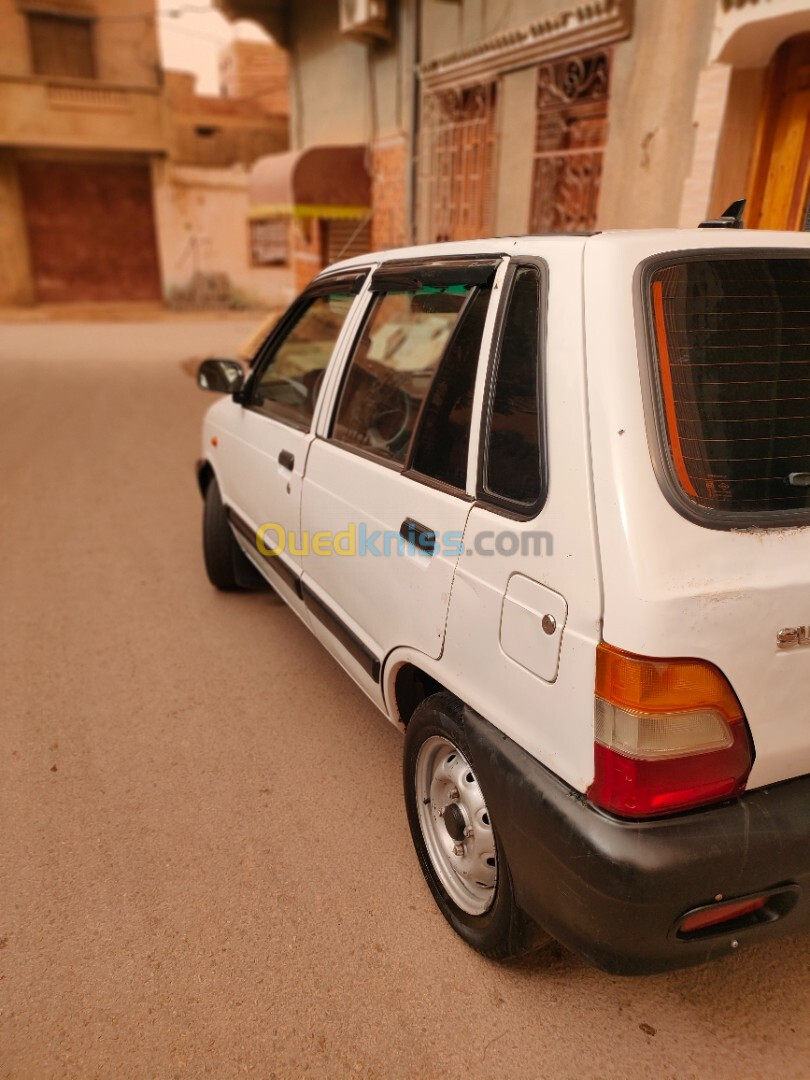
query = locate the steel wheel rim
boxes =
[414,735,497,915]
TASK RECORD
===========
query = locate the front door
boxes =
[219,275,363,599]
[748,34,810,230]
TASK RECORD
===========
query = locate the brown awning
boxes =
[249,145,371,221]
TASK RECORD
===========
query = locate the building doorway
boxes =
[748,33,810,230]
[19,159,163,303]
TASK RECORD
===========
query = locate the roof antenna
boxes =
[698,199,746,229]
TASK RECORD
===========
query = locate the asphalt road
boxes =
[1,320,808,1079]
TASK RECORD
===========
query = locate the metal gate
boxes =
[419,80,498,243]
[19,160,162,303]
[529,50,610,233]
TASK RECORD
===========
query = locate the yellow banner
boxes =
[248,204,370,222]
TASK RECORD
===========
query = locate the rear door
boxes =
[300,258,505,692]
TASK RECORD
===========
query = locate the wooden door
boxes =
[748,34,810,231]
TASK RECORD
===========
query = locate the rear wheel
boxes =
[403,692,547,959]
[202,478,267,591]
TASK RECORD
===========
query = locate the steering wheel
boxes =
[301,368,327,412]
[366,382,413,454]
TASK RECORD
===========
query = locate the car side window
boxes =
[250,290,356,429]
[480,264,544,512]
[331,285,475,466]
[409,286,491,490]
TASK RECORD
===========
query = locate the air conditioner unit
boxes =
[339,0,391,42]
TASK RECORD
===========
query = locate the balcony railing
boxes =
[0,75,168,153]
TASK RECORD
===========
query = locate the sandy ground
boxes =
[0,320,808,1079]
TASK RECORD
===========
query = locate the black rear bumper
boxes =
[462,707,810,974]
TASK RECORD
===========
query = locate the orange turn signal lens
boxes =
[595,643,744,723]
[589,643,753,818]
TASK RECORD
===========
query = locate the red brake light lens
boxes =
[587,644,753,818]
[678,896,767,936]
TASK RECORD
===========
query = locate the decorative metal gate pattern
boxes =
[529,50,610,233]
[419,81,498,243]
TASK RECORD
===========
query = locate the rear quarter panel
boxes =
[441,239,603,794]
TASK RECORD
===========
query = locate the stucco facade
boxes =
[217,0,810,279]
[0,0,290,307]
[0,0,166,304]
[153,160,289,307]
[159,70,290,307]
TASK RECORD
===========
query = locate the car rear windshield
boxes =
[648,255,810,522]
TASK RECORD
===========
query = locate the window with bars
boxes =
[27,12,96,80]
[529,50,610,233]
[647,256,810,522]
[419,81,497,243]
[250,219,288,266]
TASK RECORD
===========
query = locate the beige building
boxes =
[217,0,809,287]
[0,0,168,305]
[0,0,290,308]
[156,70,289,307]
[219,38,290,116]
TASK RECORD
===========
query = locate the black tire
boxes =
[202,478,268,591]
[403,692,547,959]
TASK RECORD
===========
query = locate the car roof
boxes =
[319,229,810,278]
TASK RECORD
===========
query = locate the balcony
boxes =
[0,75,168,154]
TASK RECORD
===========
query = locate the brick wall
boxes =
[370,135,409,251]
[165,71,288,168]
[219,40,290,117]
[291,218,323,292]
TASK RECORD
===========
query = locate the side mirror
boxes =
[197,358,245,395]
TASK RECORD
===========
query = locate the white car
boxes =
[196,215,810,974]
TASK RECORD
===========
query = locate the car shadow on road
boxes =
[502,921,808,996]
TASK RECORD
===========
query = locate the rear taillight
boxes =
[586,643,753,818]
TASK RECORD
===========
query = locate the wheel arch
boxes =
[383,649,464,729]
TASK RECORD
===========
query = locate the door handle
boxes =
[400,518,436,555]
[278,449,295,471]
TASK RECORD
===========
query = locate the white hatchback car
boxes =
[197,219,810,974]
